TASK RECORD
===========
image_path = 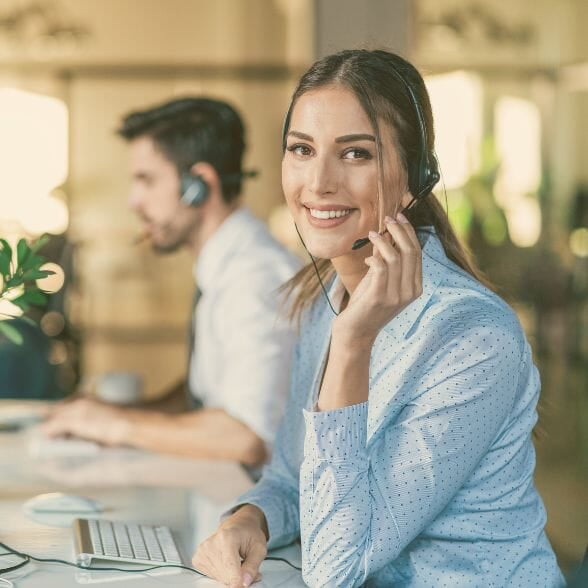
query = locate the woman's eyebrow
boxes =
[335,133,375,143]
[286,131,375,143]
[287,130,313,141]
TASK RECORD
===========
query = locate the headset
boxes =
[281,60,440,250]
[179,172,210,207]
[125,97,257,210]
[282,57,442,315]
[179,170,257,208]
[389,66,441,204]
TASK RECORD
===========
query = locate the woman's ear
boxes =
[400,190,414,210]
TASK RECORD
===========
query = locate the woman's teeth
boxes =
[309,208,351,219]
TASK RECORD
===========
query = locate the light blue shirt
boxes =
[231,227,564,587]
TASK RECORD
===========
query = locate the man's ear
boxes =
[189,162,221,197]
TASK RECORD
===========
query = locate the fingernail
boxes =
[384,215,397,224]
[242,572,253,586]
[397,212,410,224]
[368,230,379,240]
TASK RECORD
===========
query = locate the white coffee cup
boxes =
[95,371,143,405]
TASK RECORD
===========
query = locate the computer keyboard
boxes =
[73,518,183,567]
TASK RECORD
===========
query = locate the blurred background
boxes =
[0,0,586,576]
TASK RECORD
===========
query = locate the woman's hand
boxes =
[334,212,423,345]
[193,504,268,587]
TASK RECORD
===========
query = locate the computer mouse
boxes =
[23,492,104,514]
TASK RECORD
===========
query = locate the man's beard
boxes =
[149,217,196,254]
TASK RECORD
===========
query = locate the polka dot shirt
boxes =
[230,228,564,587]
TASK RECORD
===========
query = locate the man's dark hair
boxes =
[118,97,246,203]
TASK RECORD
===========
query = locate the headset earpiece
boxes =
[179,173,209,207]
[411,151,440,200]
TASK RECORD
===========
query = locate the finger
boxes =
[364,238,389,299]
[395,211,422,250]
[45,399,70,419]
[194,548,227,584]
[240,542,267,586]
[192,549,214,578]
[368,228,400,267]
[384,216,421,300]
[219,536,245,587]
[395,213,423,297]
[46,397,85,420]
[368,231,401,304]
[40,419,70,438]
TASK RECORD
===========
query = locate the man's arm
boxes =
[121,406,267,465]
[41,399,267,467]
[140,378,189,413]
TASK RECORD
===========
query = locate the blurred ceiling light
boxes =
[494,96,542,247]
[36,262,65,294]
[0,88,68,235]
[425,71,482,190]
[569,227,588,258]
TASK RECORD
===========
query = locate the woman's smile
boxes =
[303,203,357,228]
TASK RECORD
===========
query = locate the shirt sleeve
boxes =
[222,341,304,550]
[299,322,524,587]
[214,269,296,448]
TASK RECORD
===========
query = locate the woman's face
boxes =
[282,84,404,260]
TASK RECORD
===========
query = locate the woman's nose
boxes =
[308,155,338,196]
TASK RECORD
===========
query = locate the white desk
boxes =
[0,404,304,587]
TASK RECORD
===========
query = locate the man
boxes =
[42,97,299,467]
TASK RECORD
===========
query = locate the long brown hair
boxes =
[281,49,492,321]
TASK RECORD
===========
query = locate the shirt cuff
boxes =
[303,401,368,460]
[220,489,297,550]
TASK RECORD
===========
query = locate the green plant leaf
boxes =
[18,315,36,326]
[23,268,55,281]
[0,321,23,345]
[29,234,50,254]
[0,250,10,277]
[21,253,46,272]
[16,238,30,268]
[0,239,12,260]
[20,289,47,306]
[0,239,12,278]
[3,276,20,290]
[10,294,30,311]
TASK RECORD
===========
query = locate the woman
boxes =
[193,49,564,587]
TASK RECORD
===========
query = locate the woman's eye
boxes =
[286,144,312,157]
[342,147,372,160]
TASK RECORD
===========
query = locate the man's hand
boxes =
[193,505,268,587]
[41,397,130,446]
